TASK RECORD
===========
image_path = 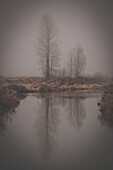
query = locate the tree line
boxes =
[35,14,87,81]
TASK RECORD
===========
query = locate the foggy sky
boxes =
[0,0,113,77]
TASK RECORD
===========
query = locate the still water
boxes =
[0,92,113,170]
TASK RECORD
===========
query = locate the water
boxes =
[0,92,113,170]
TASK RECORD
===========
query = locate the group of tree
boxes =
[67,45,86,79]
[36,14,87,81]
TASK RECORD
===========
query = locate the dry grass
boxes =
[0,76,112,114]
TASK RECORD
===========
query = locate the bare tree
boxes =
[50,41,61,79]
[36,14,61,80]
[67,44,86,80]
[74,44,87,79]
[67,47,75,78]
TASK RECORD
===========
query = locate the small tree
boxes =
[74,44,87,79]
[67,47,75,78]
[49,41,61,79]
[67,44,87,81]
[36,14,61,80]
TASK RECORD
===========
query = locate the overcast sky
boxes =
[0,0,113,77]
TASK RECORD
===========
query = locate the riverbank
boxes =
[0,76,112,114]
[0,76,111,92]
[0,85,27,114]
[98,84,113,128]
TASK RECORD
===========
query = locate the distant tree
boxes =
[67,44,87,80]
[74,44,87,79]
[61,68,67,78]
[67,47,75,78]
[93,72,104,81]
[49,41,61,79]
[36,14,61,80]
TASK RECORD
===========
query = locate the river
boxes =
[0,92,113,170]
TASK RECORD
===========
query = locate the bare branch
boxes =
[35,14,61,80]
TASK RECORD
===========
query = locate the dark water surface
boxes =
[0,92,113,170]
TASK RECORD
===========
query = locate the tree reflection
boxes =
[67,95,86,129]
[36,97,60,158]
[0,94,27,136]
[98,90,113,130]
[36,93,87,158]
[0,109,16,136]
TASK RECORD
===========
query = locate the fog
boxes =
[0,0,113,77]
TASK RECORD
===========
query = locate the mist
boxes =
[1,1,113,169]
[0,0,113,77]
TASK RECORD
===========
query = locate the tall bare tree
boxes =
[36,14,61,80]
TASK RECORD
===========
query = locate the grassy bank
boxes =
[0,76,112,114]
[0,76,111,93]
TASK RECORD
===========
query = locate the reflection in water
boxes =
[67,96,86,128]
[35,94,87,158]
[98,90,113,130]
[1,93,112,170]
[98,114,113,130]
[0,109,16,136]
[0,94,27,136]
[35,97,60,158]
